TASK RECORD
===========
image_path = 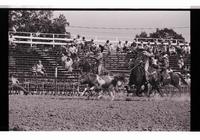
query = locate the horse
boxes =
[76,56,96,74]
[148,67,189,97]
[125,58,149,97]
[79,73,126,101]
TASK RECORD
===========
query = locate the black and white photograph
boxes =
[8,10,191,131]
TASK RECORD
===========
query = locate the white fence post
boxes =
[53,34,55,47]
[30,33,33,47]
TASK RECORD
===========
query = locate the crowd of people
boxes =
[9,33,190,80]
[9,33,191,95]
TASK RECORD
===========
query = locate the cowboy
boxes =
[96,48,104,75]
[36,60,46,76]
[9,74,29,95]
[158,53,171,85]
[136,44,154,83]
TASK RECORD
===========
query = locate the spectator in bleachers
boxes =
[36,60,46,76]
[69,44,78,60]
[61,53,68,64]
[177,55,185,71]
[185,44,191,55]
[116,41,123,53]
[9,33,16,47]
[65,57,73,72]
[31,64,37,76]
[9,74,29,95]
[80,36,86,49]
[185,73,191,86]
[61,53,73,72]
[109,43,116,54]
[123,41,129,53]
[74,34,82,45]
[90,40,98,54]
[130,39,137,48]
[168,45,177,55]
[175,43,184,56]
[104,40,112,54]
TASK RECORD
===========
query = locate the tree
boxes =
[149,28,185,40]
[135,31,148,38]
[9,10,70,34]
[51,14,69,34]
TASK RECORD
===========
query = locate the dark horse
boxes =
[148,67,189,97]
[125,58,149,97]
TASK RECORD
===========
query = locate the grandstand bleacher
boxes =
[9,32,190,95]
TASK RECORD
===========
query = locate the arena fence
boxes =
[8,31,190,96]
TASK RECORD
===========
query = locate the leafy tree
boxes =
[9,10,70,34]
[149,28,185,40]
[51,14,69,34]
[135,31,148,38]
[135,28,185,41]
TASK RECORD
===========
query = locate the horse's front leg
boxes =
[97,90,103,100]
[110,90,115,101]
[81,87,88,96]
[144,83,150,97]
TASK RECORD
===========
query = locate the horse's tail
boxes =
[176,72,188,86]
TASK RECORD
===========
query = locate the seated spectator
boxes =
[36,60,46,76]
[9,74,29,95]
[90,41,98,54]
[116,41,123,53]
[131,39,137,48]
[104,40,112,54]
[74,34,82,45]
[9,33,16,47]
[123,41,129,53]
[31,64,37,76]
[177,55,185,70]
[109,43,116,54]
[168,45,177,55]
[80,36,86,50]
[185,73,191,87]
[185,44,191,55]
[69,45,78,60]
[64,57,73,72]
[61,53,68,64]
[175,43,184,56]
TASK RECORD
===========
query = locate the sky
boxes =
[53,11,190,42]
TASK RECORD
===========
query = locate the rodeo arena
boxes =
[9,26,191,131]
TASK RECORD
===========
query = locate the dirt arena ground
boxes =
[9,94,190,131]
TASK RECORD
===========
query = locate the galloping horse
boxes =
[148,67,189,97]
[125,58,149,97]
[79,73,126,101]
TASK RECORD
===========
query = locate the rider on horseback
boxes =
[136,43,154,84]
[158,53,172,85]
